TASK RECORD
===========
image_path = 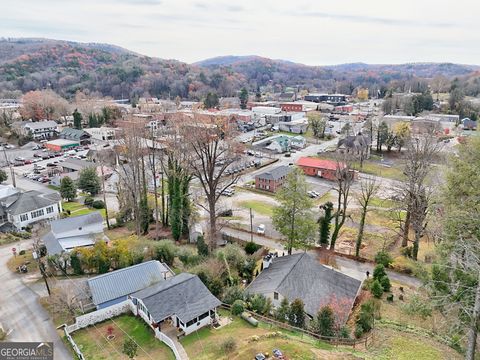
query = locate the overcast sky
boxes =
[1,0,478,65]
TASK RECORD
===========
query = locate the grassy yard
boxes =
[62,201,107,219]
[355,161,405,181]
[6,249,38,273]
[71,315,175,360]
[238,200,275,216]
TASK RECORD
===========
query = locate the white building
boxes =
[84,127,118,141]
[19,120,59,140]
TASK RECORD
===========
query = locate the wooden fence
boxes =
[220,303,374,349]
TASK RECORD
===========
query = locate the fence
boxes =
[154,328,183,360]
[220,303,374,349]
[64,327,86,360]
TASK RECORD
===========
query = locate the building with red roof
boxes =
[297,157,356,181]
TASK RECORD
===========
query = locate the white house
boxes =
[0,185,62,231]
[130,273,221,336]
[20,120,59,140]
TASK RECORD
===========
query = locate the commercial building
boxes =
[297,157,342,181]
[304,93,347,104]
[255,165,292,193]
[45,139,79,152]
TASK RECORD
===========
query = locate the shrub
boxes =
[339,326,350,339]
[18,250,26,256]
[373,264,387,281]
[216,244,246,271]
[231,300,245,315]
[354,324,364,338]
[380,275,391,292]
[386,294,394,302]
[222,286,245,305]
[92,200,105,209]
[375,250,393,268]
[154,240,176,266]
[400,295,432,319]
[401,246,413,258]
[314,306,335,337]
[84,196,94,206]
[220,337,237,354]
[245,241,261,255]
[196,235,209,257]
[371,279,384,298]
[275,298,290,322]
[288,298,305,328]
[356,300,376,333]
[248,294,268,314]
[177,247,201,267]
[122,338,138,359]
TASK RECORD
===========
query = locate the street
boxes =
[0,240,72,360]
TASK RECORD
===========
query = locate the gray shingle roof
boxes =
[88,260,173,306]
[62,158,95,171]
[246,253,362,319]
[43,231,64,255]
[132,273,221,323]
[50,212,102,234]
[60,128,90,140]
[2,191,59,215]
[255,165,292,181]
[24,121,58,130]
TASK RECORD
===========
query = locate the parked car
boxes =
[23,159,32,164]
[13,162,23,167]
[221,188,235,197]
[257,224,266,235]
[255,354,266,360]
[46,163,56,167]
[14,156,25,162]
[307,191,317,198]
[33,153,43,158]
[34,165,46,171]
[273,349,284,359]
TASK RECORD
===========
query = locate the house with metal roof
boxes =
[255,165,292,193]
[87,260,174,309]
[246,253,362,323]
[42,212,105,255]
[59,127,91,145]
[130,273,222,336]
[0,189,62,231]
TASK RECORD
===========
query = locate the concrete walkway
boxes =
[162,323,189,360]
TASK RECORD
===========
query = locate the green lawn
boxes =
[369,196,399,209]
[181,310,334,360]
[356,161,405,180]
[238,200,275,216]
[62,201,107,219]
[71,315,175,360]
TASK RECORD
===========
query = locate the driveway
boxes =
[0,240,72,360]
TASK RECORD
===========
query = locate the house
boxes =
[42,212,106,255]
[87,260,174,309]
[280,102,304,112]
[61,158,95,173]
[337,134,370,156]
[265,135,291,153]
[0,186,62,231]
[278,118,309,134]
[59,128,91,145]
[130,273,221,336]
[45,139,80,152]
[16,120,59,140]
[246,253,362,322]
[84,127,118,141]
[297,157,344,181]
[255,165,292,193]
[291,135,306,149]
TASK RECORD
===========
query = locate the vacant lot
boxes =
[71,315,175,360]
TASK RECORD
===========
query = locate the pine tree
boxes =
[318,202,333,246]
[73,109,83,130]
[239,88,248,109]
[88,113,98,128]
[315,306,336,337]
[77,168,101,195]
[288,298,306,328]
[60,176,77,202]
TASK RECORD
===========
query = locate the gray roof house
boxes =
[246,253,362,322]
[62,158,95,173]
[87,260,174,309]
[0,189,61,231]
[255,165,292,193]
[59,128,91,144]
[131,273,222,336]
[42,212,105,255]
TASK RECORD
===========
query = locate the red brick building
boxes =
[297,157,357,181]
[255,165,292,192]
[280,103,304,112]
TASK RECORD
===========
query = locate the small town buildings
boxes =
[246,253,362,322]
[255,165,292,193]
[49,172,80,187]
[84,127,118,141]
[42,212,106,255]
[45,139,80,152]
[304,94,347,105]
[14,120,59,140]
[87,260,174,309]
[59,128,91,145]
[61,158,95,173]
[296,157,341,181]
[278,118,309,134]
[280,102,303,112]
[130,273,221,336]
[337,134,371,157]
[0,185,62,231]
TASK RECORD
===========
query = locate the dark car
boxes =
[24,159,32,164]
[54,153,62,157]
[48,154,56,158]
[13,161,24,166]
[46,163,56,167]
[34,153,43,158]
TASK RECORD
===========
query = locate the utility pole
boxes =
[250,208,253,243]
[2,146,15,187]
[33,241,51,296]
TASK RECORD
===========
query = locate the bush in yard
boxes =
[242,257,257,282]
[84,196,94,206]
[374,250,393,268]
[196,235,209,257]
[154,240,176,266]
[248,294,268,314]
[245,241,261,255]
[339,326,350,339]
[231,299,245,315]
[355,299,378,334]
[216,244,247,272]
[314,305,335,337]
[371,279,384,298]
[122,338,138,359]
[18,250,26,256]
[275,297,290,322]
[373,264,387,281]
[222,286,245,305]
[288,298,305,328]
[220,337,237,354]
[354,324,364,338]
[380,275,391,292]
[91,200,105,209]
[177,247,201,266]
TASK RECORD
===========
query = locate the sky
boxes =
[0,0,478,65]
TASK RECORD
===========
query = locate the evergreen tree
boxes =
[0,169,7,184]
[239,87,248,109]
[60,176,77,202]
[77,168,101,195]
[318,202,333,246]
[73,109,83,130]
[275,297,290,322]
[88,113,98,128]
[315,306,336,337]
[204,92,219,109]
[376,121,389,152]
[288,298,306,328]
[139,192,151,234]
[171,178,182,241]
[255,86,262,101]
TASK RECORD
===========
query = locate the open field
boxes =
[62,201,107,219]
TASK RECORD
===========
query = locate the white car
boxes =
[256,224,265,235]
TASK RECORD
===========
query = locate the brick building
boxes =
[255,165,292,193]
[297,157,350,181]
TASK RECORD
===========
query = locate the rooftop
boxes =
[46,139,80,146]
[255,165,292,181]
[297,157,343,171]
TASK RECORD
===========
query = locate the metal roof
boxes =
[246,253,362,319]
[255,165,291,181]
[132,273,221,323]
[88,260,174,306]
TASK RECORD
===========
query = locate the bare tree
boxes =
[330,155,355,250]
[178,115,243,249]
[354,176,380,257]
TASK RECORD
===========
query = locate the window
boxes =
[186,318,197,327]
[20,214,28,222]
[30,209,44,219]
[46,206,54,214]
[274,292,279,300]
[198,311,209,321]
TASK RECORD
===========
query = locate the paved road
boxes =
[0,240,72,360]
[221,226,422,288]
